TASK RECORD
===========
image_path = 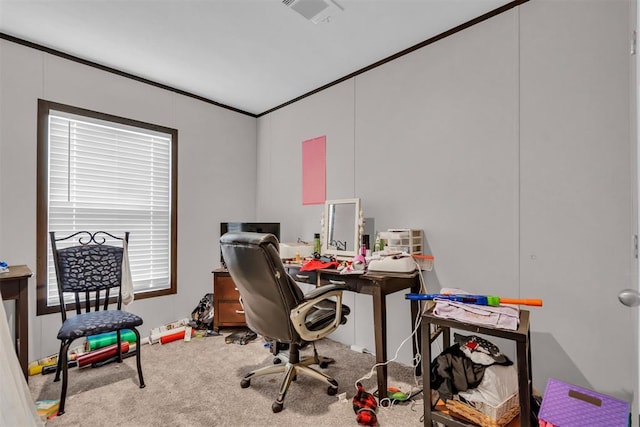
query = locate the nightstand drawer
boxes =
[212,269,247,332]
[217,301,246,323]
[215,275,240,300]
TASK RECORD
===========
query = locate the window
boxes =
[37,100,178,315]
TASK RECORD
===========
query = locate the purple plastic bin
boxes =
[538,378,629,427]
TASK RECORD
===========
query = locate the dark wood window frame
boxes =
[36,99,178,316]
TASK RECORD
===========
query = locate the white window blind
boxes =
[46,111,172,307]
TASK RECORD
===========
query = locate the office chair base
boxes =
[241,355,339,412]
[272,353,334,368]
[318,356,335,369]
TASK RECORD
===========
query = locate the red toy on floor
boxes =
[352,382,378,426]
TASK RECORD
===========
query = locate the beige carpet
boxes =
[28,333,425,426]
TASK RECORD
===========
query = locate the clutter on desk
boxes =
[339,244,367,275]
[279,240,314,260]
[294,248,434,275]
[299,256,339,271]
[0,261,8,273]
[378,229,423,255]
[367,252,416,273]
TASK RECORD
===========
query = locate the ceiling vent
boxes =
[282,0,343,24]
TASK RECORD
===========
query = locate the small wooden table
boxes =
[0,265,33,381]
[422,307,532,427]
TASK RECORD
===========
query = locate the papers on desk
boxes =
[339,263,365,275]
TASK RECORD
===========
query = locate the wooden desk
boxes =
[0,265,33,381]
[422,307,532,427]
[287,265,422,399]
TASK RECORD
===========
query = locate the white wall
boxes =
[257,0,636,402]
[0,39,258,360]
[519,0,634,398]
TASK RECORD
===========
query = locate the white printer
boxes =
[367,252,416,273]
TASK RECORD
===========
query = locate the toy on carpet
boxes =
[387,386,408,401]
[352,382,378,426]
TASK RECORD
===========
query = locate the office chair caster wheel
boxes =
[327,386,338,396]
[272,402,283,413]
[240,379,251,388]
[273,358,281,364]
[319,361,329,369]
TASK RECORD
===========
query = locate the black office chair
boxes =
[49,231,145,415]
[220,231,350,413]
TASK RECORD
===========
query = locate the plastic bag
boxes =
[191,293,214,330]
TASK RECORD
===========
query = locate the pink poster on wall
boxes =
[302,136,326,205]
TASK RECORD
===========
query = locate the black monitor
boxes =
[220,222,281,266]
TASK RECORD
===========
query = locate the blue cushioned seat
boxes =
[57,310,143,341]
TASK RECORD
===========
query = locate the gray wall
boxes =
[256,0,636,401]
[0,39,258,360]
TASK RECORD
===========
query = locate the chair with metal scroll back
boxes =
[49,231,145,415]
[220,231,350,413]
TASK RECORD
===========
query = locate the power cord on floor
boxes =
[354,260,431,414]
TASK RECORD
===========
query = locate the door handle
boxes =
[618,289,640,307]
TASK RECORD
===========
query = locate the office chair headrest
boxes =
[221,231,279,252]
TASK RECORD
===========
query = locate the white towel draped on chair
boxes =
[121,240,134,305]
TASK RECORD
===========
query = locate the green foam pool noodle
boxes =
[87,329,136,350]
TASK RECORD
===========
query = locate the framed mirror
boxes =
[321,198,362,258]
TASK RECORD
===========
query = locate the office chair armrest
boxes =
[290,288,344,341]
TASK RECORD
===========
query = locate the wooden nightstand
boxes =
[212,269,246,332]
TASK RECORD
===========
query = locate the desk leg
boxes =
[410,282,421,376]
[422,317,433,425]
[372,286,388,399]
[16,278,29,381]
[516,337,531,427]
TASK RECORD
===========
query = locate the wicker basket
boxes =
[446,393,520,427]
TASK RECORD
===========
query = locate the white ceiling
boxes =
[0,0,513,115]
